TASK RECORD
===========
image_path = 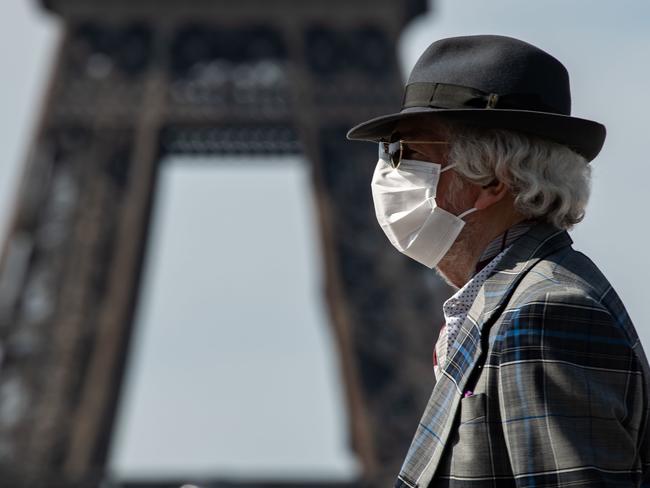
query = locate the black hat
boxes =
[347,35,605,161]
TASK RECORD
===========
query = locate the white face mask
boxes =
[371,154,477,269]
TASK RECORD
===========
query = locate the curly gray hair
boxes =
[446,125,592,230]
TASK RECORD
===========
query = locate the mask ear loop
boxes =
[440,164,480,219]
[458,207,478,219]
[440,163,457,173]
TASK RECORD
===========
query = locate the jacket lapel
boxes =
[395,223,573,488]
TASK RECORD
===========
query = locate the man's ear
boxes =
[473,180,509,210]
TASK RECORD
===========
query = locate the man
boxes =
[347,35,650,487]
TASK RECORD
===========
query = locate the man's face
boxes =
[396,127,481,217]
[386,122,519,287]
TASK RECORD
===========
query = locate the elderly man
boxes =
[347,35,650,487]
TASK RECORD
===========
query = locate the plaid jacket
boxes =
[395,223,650,488]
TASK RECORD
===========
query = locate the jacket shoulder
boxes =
[515,246,610,302]
[498,244,640,352]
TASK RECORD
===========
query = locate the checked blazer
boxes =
[395,222,650,488]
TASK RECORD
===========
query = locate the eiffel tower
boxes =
[0,1,450,486]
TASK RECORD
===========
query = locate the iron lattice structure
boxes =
[0,1,451,486]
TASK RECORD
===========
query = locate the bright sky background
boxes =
[0,0,649,482]
[107,158,358,481]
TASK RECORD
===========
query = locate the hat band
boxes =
[402,82,563,114]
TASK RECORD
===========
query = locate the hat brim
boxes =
[346,107,606,162]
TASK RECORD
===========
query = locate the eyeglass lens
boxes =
[379,141,403,167]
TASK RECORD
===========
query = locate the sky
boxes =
[108,158,358,480]
[0,0,649,482]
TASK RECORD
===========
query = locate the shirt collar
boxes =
[442,220,535,320]
[475,220,534,274]
[443,246,509,320]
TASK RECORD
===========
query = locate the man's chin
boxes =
[434,261,461,290]
[433,231,474,289]
[434,266,459,290]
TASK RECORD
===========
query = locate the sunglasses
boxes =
[379,140,449,168]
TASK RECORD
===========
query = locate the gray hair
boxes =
[446,125,592,230]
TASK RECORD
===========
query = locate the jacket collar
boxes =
[478,221,572,325]
[396,222,573,488]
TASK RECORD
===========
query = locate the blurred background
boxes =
[0,1,648,487]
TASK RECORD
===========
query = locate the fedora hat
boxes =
[347,35,606,161]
